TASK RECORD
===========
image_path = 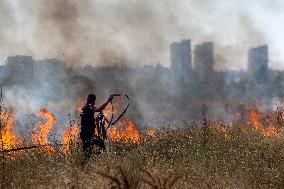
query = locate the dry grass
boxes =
[1,122,284,188]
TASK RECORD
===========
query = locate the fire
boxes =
[104,97,120,119]
[248,108,278,137]
[0,111,21,150]
[62,124,79,154]
[32,108,56,145]
[264,125,278,137]
[63,125,79,144]
[215,124,229,138]
[249,109,262,131]
[1,99,283,157]
[103,97,141,144]
[108,119,141,144]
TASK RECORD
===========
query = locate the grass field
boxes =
[1,121,284,189]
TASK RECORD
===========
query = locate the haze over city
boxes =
[1,1,284,188]
[0,0,284,70]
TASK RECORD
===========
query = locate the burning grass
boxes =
[0,111,21,150]
[0,119,284,188]
[0,106,284,188]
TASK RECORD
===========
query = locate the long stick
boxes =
[0,143,65,154]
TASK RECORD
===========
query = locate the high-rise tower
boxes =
[170,39,192,84]
[194,42,214,79]
[248,45,269,84]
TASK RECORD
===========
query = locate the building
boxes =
[193,42,214,79]
[248,45,269,84]
[170,39,192,85]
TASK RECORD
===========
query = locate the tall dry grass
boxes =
[1,121,284,188]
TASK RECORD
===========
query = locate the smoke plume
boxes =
[0,0,282,69]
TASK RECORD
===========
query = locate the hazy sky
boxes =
[0,0,284,70]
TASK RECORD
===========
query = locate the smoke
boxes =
[0,0,282,70]
[1,57,96,128]
[33,0,93,66]
[0,0,283,129]
[17,0,186,67]
[0,0,16,54]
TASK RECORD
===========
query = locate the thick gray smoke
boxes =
[13,0,187,67]
[0,1,283,133]
[0,0,283,69]
[0,57,95,132]
[0,1,16,51]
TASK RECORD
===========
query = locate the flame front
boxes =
[103,97,141,144]
[62,124,79,154]
[248,108,278,137]
[63,125,79,145]
[108,119,141,143]
[0,111,21,150]
[1,97,283,157]
[249,109,262,131]
[32,108,56,145]
[215,124,229,138]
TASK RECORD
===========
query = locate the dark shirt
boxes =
[80,104,96,140]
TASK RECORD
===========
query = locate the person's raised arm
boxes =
[94,95,114,112]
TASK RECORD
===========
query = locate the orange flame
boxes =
[32,108,56,145]
[249,109,262,131]
[103,97,141,143]
[104,97,120,118]
[264,125,278,137]
[0,111,21,150]
[62,124,79,154]
[108,119,141,144]
[248,108,278,137]
[215,124,229,138]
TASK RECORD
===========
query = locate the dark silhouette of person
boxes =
[80,93,115,165]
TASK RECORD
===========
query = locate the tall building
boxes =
[194,42,214,79]
[170,39,192,84]
[248,45,269,84]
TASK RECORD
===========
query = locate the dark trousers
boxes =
[81,136,106,166]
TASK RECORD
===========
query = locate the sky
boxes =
[0,0,284,70]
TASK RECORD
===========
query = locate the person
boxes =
[80,93,115,165]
